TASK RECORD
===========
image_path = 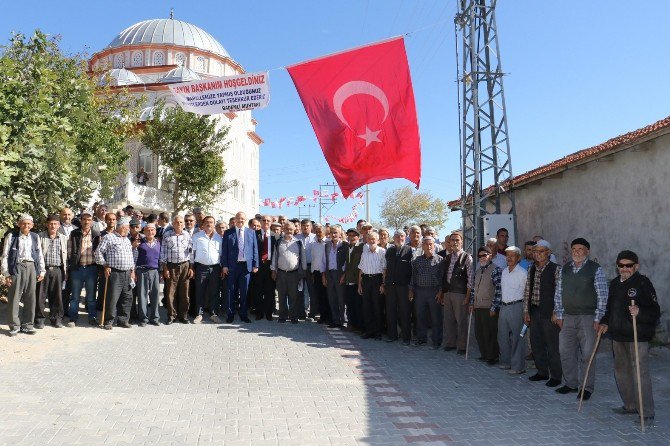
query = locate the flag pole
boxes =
[365,185,370,222]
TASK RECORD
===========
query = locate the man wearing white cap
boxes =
[1,214,45,336]
[95,217,136,329]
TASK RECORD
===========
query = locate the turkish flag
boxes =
[287,37,421,196]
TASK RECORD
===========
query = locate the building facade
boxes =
[451,116,670,340]
[89,17,262,221]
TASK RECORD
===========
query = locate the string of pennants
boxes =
[259,190,365,208]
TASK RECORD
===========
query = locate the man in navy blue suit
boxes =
[220,211,258,323]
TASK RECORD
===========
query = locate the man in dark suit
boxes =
[384,230,414,344]
[220,211,258,323]
[341,228,363,331]
[324,225,348,328]
[253,215,277,320]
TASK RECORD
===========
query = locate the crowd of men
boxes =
[0,205,661,424]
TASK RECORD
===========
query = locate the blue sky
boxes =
[2,1,669,232]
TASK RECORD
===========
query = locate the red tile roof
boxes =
[448,115,670,208]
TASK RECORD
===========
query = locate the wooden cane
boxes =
[465,309,473,360]
[631,299,645,432]
[99,275,109,327]
[578,329,602,412]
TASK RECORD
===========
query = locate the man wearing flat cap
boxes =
[599,250,660,424]
[2,214,45,336]
[66,209,100,327]
[553,237,608,400]
[523,240,562,387]
[95,217,136,329]
[384,230,413,344]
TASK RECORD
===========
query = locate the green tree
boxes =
[379,186,449,230]
[0,31,140,234]
[140,103,230,213]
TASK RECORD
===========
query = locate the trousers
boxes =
[385,284,411,341]
[326,269,345,325]
[36,267,64,325]
[361,275,384,336]
[498,301,526,371]
[442,291,469,350]
[414,286,442,346]
[613,341,655,417]
[474,308,499,361]
[165,262,190,321]
[136,268,160,323]
[276,269,300,320]
[7,262,37,329]
[559,314,597,392]
[105,269,132,325]
[529,306,562,380]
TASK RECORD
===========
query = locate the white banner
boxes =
[168,71,270,115]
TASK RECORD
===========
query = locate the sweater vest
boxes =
[473,263,496,308]
[7,231,40,276]
[561,260,599,315]
[528,262,558,319]
[136,240,161,269]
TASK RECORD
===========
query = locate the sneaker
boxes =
[555,385,578,394]
[193,315,203,324]
[8,327,20,337]
[210,314,222,323]
[612,406,637,415]
[20,326,37,335]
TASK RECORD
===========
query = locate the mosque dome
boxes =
[159,66,202,83]
[106,18,230,59]
[98,68,143,86]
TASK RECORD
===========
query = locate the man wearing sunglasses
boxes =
[552,238,608,401]
[599,251,660,425]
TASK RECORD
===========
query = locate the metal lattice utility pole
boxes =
[455,0,516,256]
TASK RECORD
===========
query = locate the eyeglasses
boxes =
[617,263,636,269]
[478,254,489,258]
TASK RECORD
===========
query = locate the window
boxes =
[233,184,239,200]
[153,51,165,66]
[132,51,143,67]
[138,148,153,174]
[240,184,246,204]
[174,52,186,66]
[114,54,124,68]
[251,189,256,207]
[196,56,206,72]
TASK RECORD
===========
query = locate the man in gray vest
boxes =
[470,246,499,365]
[439,231,473,354]
[553,238,608,400]
[1,214,45,336]
[523,240,562,387]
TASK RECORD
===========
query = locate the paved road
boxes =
[0,304,668,445]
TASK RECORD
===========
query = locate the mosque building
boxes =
[89,14,261,220]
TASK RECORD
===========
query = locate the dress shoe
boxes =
[66,321,76,328]
[241,317,252,323]
[443,346,456,351]
[139,321,147,327]
[226,316,234,323]
[529,373,549,382]
[210,314,222,323]
[486,359,499,366]
[35,322,45,329]
[634,416,654,426]
[266,315,273,321]
[476,357,487,361]
[385,337,397,343]
[327,323,341,329]
[290,319,298,324]
[166,318,174,325]
[103,324,113,330]
[555,385,578,394]
[7,327,20,337]
[545,378,561,387]
[53,321,63,328]
[317,318,326,324]
[414,339,426,346]
[612,406,637,415]
[457,349,466,355]
[498,364,511,370]
[431,345,440,350]
[255,314,263,321]
[179,319,190,324]
[193,315,203,324]
[278,318,286,323]
[577,389,592,400]
[88,318,98,326]
[508,369,526,375]
[298,316,306,321]
[118,321,132,328]
[402,340,411,346]
[361,333,374,339]
[149,320,161,326]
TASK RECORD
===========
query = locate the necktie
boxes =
[262,232,268,261]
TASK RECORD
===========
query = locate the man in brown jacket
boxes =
[470,246,499,365]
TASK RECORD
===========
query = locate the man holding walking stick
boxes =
[599,250,660,426]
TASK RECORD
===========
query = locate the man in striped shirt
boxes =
[160,215,193,324]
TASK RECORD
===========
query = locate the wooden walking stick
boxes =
[631,299,645,432]
[578,329,602,412]
[99,275,109,327]
[465,309,473,360]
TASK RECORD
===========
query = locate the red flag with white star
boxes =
[287,37,421,196]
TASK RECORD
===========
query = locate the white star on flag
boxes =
[358,127,381,146]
